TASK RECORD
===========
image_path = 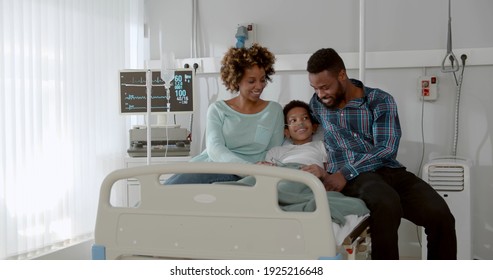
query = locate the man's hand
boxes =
[300,164,327,179]
[320,171,347,192]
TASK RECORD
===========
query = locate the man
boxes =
[306,48,456,260]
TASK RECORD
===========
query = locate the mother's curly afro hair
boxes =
[220,43,276,93]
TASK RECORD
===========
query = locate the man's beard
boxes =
[318,81,344,109]
[318,92,344,109]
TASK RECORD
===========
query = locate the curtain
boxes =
[0,0,144,259]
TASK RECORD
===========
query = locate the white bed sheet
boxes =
[333,214,369,246]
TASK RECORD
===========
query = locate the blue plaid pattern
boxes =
[309,79,403,180]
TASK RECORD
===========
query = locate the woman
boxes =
[165,43,284,184]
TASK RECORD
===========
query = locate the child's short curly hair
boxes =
[220,43,276,93]
[283,100,318,126]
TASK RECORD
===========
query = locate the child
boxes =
[256,100,369,224]
[260,100,329,182]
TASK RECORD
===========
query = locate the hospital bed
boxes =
[92,162,370,260]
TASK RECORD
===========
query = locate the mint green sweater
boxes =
[191,100,284,164]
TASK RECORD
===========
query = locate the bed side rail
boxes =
[93,162,338,260]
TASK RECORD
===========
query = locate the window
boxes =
[0,0,144,259]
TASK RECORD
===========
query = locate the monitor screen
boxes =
[119,69,194,114]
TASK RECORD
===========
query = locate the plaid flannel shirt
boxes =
[309,79,404,181]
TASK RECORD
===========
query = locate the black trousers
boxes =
[341,167,457,260]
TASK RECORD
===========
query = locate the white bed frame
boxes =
[92,162,370,260]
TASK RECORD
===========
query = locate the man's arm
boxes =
[339,96,402,180]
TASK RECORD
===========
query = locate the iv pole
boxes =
[146,68,152,165]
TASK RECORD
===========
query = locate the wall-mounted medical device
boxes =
[235,23,256,48]
[418,76,438,101]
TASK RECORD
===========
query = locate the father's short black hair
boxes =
[306,48,346,75]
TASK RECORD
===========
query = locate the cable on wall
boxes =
[191,0,198,58]
[440,0,467,157]
[451,54,467,157]
[359,0,366,83]
[188,0,199,143]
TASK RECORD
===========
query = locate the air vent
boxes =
[425,164,464,191]
[421,156,472,259]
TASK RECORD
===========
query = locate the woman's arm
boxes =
[205,103,251,164]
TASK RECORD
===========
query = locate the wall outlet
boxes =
[178,58,203,73]
[236,23,256,48]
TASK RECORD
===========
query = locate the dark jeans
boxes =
[164,173,242,184]
[341,167,457,260]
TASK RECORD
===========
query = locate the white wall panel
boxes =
[145,0,493,260]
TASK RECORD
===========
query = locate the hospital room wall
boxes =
[146,0,493,259]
